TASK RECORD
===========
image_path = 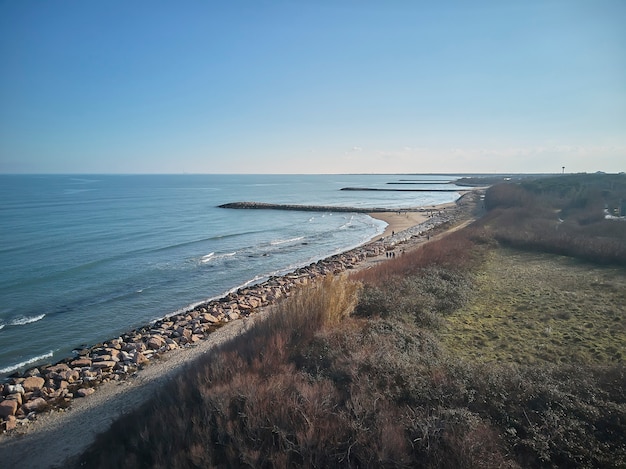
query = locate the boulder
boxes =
[247,296,261,308]
[147,335,165,350]
[71,358,92,368]
[200,313,220,324]
[57,370,80,383]
[5,393,22,406]
[227,311,239,321]
[22,376,45,392]
[76,388,95,398]
[42,388,62,400]
[5,384,24,395]
[46,363,70,374]
[133,352,149,365]
[107,338,123,349]
[3,415,17,431]
[81,369,98,379]
[0,400,18,418]
[91,361,116,370]
[93,354,112,362]
[24,368,41,377]
[22,397,47,413]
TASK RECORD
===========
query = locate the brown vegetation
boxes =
[74,175,626,468]
[479,174,626,264]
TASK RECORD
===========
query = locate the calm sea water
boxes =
[0,174,461,376]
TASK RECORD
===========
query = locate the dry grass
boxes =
[351,227,483,287]
[75,272,517,469]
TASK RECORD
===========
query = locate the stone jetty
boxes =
[219,202,404,212]
[0,200,470,433]
[340,187,463,192]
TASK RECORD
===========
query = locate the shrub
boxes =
[476,180,626,265]
[484,183,538,210]
[355,267,473,329]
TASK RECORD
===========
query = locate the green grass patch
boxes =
[440,248,626,364]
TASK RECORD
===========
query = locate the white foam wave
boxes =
[339,215,355,230]
[219,252,237,258]
[201,251,237,263]
[202,252,215,261]
[270,236,305,246]
[9,314,46,326]
[0,351,54,374]
[0,325,4,330]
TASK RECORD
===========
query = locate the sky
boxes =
[0,1,624,174]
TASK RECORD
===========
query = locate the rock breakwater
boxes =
[219,202,401,212]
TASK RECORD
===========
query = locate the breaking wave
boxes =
[0,351,54,374]
[270,236,305,245]
[201,252,237,263]
[8,314,46,327]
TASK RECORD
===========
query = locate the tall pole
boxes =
[562,166,565,174]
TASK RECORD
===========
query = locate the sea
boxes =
[0,174,462,377]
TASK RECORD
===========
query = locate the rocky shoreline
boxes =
[0,196,475,433]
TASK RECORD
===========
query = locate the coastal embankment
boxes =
[0,191,482,468]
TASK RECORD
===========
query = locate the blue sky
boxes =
[1,1,624,174]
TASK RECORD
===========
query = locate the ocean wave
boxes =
[0,324,4,330]
[270,236,305,246]
[0,351,54,375]
[339,215,355,230]
[218,252,237,259]
[201,252,237,263]
[8,314,46,327]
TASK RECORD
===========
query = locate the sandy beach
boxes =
[369,201,457,239]
[0,194,479,469]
